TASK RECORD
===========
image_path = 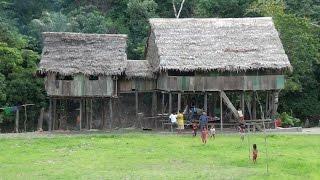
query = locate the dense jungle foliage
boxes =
[0,0,319,127]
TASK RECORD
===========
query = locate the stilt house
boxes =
[145,17,291,121]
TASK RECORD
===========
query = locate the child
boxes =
[192,120,198,137]
[252,144,258,163]
[209,125,216,139]
[201,127,208,144]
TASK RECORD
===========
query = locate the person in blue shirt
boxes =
[199,111,208,130]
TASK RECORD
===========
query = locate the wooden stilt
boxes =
[80,99,82,131]
[15,108,19,133]
[37,107,44,131]
[252,91,257,120]
[86,99,89,129]
[109,98,113,129]
[90,99,93,129]
[265,92,269,118]
[52,99,56,131]
[178,93,181,112]
[220,91,223,132]
[204,92,208,112]
[152,91,157,116]
[23,105,27,132]
[271,91,279,117]
[169,92,172,113]
[241,91,245,115]
[161,92,165,114]
[101,99,104,129]
[135,91,139,115]
[48,98,52,131]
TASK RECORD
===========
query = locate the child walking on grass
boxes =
[192,120,198,137]
[252,144,258,163]
[201,127,208,144]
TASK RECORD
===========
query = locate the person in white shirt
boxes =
[169,112,177,125]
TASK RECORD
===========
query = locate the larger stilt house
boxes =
[39,17,291,131]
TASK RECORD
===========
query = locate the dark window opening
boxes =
[168,70,195,76]
[89,75,99,80]
[56,74,74,80]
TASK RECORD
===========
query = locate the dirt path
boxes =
[0,128,320,139]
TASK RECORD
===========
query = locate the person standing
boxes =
[176,110,184,134]
[199,111,209,144]
[199,111,208,130]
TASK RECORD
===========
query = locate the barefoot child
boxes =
[192,120,198,137]
[201,127,208,144]
[252,144,258,163]
[209,125,216,139]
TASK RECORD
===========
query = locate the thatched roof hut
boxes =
[147,17,292,72]
[125,60,155,79]
[39,32,127,76]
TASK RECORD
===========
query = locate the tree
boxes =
[126,0,158,59]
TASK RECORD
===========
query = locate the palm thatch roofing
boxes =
[39,32,127,76]
[148,17,292,72]
[125,60,155,79]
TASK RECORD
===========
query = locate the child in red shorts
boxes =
[192,121,198,137]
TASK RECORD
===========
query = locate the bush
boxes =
[279,112,301,127]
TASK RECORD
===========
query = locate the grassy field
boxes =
[0,132,319,180]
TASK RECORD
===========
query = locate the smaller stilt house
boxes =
[146,17,292,128]
[39,32,127,130]
[119,60,157,116]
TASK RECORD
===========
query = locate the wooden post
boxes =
[24,105,27,132]
[15,108,19,133]
[37,107,44,131]
[135,91,139,115]
[169,92,172,113]
[90,99,93,129]
[79,99,82,131]
[204,92,208,112]
[271,91,279,117]
[241,91,245,115]
[52,99,56,130]
[178,93,181,112]
[86,99,89,129]
[252,91,257,120]
[48,98,52,131]
[161,92,165,114]
[220,91,223,132]
[101,99,104,129]
[152,91,157,116]
[109,98,113,129]
[265,92,269,118]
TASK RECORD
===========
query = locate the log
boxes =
[220,91,239,120]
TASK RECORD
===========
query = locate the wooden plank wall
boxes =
[157,75,285,91]
[118,79,156,92]
[46,74,114,97]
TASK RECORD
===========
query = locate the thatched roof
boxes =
[125,60,155,79]
[148,17,292,72]
[39,32,127,76]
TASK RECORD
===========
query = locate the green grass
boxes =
[0,133,319,179]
